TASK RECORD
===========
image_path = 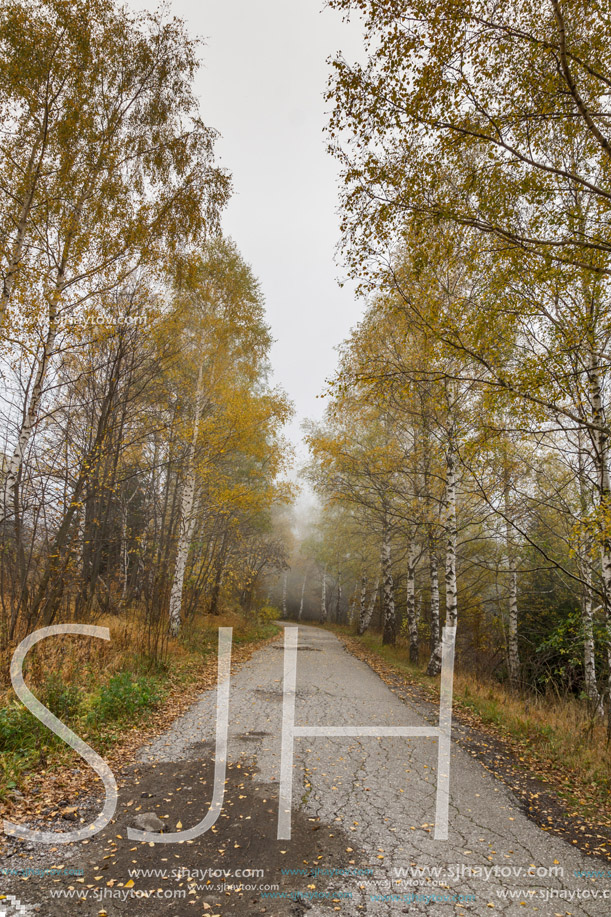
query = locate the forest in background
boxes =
[276,1,611,770]
[1,0,611,817]
[0,0,293,656]
[0,0,292,797]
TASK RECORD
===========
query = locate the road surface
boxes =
[1,624,610,915]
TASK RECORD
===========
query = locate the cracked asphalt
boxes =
[2,624,611,916]
[140,624,611,915]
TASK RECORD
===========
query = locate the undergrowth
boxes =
[0,611,279,801]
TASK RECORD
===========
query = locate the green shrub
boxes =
[87,672,162,725]
[41,673,82,721]
[0,703,43,754]
[0,675,82,756]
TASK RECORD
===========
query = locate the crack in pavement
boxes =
[1,624,610,916]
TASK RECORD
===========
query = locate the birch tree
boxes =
[0,0,229,524]
[168,352,206,636]
[320,568,328,624]
[298,574,306,621]
[163,239,289,634]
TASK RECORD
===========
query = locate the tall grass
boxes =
[0,609,278,801]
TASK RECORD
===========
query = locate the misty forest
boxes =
[2,2,611,913]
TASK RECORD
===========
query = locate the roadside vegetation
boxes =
[0,611,279,804]
[331,624,611,829]
[0,0,291,812]
[275,3,611,781]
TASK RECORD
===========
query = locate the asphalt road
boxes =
[2,624,611,916]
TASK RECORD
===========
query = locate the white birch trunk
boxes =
[581,556,603,715]
[577,434,603,714]
[168,472,198,636]
[444,435,458,630]
[1,304,59,522]
[358,575,379,635]
[2,172,92,522]
[406,541,419,663]
[168,357,206,636]
[426,536,441,675]
[282,572,288,617]
[382,521,396,644]
[588,356,611,733]
[320,568,327,624]
[504,474,521,690]
[298,575,306,621]
[428,426,458,675]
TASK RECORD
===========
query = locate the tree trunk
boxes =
[282,572,288,617]
[209,528,229,617]
[406,541,419,663]
[298,575,306,621]
[426,534,441,675]
[587,355,611,735]
[320,568,327,623]
[357,574,368,634]
[348,583,358,626]
[382,521,396,645]
[358,576,379,635]
[577,433,603,714]
[2,175,90,523]
[1,118,49,322]
[168,469,198,636]
[26,359,122,629]
[504,470,521,690]
[444,434,458,630]
[581,547,603,714]
[428,429,458,675]
[507,571,520,690]
[168,355,205,636]
[1,300,59,523]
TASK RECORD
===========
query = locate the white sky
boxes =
[130,0,365,464]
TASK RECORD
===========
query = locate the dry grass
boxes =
[0,607,264,700]
[0,608,279,803]
[452,670,609,785]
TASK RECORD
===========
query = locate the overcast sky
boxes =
[130,0,365,466]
